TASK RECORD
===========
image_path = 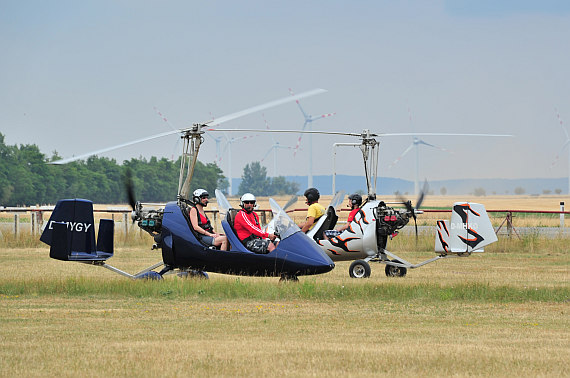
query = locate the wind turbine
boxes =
[289,88,335,188]
[551,108,570,194]
[153,106,182,161]
[219,132,258,195]
[388,108,453,196]
[260,114,294,177]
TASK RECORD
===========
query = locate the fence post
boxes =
[560,201,564,228]
[14,214,19,238]
[123,213,128,236]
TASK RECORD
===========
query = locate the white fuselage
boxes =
[316,200,381,261]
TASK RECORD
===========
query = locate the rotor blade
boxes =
[208,128,368,137]
[203,88,327,126]
[50,129,181,165]
[381,133,513,137]
[388,143,414,169]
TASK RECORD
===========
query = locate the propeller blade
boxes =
[416,180,429,210]
[282,195,298,211]
[124,169,136,210]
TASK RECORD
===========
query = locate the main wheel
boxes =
[349,260,371,278]
[385,260,407,277]
[136,271,163,280]
[279,274,299,282]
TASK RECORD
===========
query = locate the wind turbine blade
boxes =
[50,129,180,165]
[555,108,570,140]
[260,146,274,162]
[415,139,452,153]
[204,88,327,126]
[388,143,414,169]
[551,140,570,168]
[289,88,310,120]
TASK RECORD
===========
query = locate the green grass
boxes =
[1,277,567,303]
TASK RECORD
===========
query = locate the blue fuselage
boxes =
[160,202,334,277]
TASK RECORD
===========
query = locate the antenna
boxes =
[289,88,335,188]
[552,108,570,194]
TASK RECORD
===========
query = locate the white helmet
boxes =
[240,193,256,208]
[192,189,209,204]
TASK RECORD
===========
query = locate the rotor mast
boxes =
[359,129,379,200]
[178,125,204,201]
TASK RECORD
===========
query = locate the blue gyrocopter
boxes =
[41,89,335,280]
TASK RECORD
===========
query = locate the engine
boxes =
[374,201,411,236]
[132,205,163,237]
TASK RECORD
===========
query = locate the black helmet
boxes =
[348,193,362,207]
[304,187,320,203]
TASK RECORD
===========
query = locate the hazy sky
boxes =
[2,0,570,183]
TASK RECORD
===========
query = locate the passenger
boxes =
[234,193,277,253]
[298,187,325,233]
[324,193,362,238]
[189,189,228,250]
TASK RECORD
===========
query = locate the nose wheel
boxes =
[349,260,371,278]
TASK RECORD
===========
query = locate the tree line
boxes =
[0,133,300,206]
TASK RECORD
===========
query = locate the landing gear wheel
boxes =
[385,260,407,277]
[279,274,299,282]
[349,260,371,278]
[136,271,163,280]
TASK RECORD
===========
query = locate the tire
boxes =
[137,271,163,280]
[385,260,407,277]
[279,274,299,282]
[349,260,371,278]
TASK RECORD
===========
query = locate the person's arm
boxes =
[237,212,269,239]
[189,207,214,237]
[300,217,316,233]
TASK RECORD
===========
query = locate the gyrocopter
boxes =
[40,89,335,281]
[298,130,501,278]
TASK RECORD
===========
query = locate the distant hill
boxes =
[231,176,569,196]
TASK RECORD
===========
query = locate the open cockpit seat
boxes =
[307,206,338,241]
[180,203,218,249]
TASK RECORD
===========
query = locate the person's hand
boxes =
[268,233,277,241]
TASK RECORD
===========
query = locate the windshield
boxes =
[329,190,346,210]
[269,198,301,240]
[215,189,232,219]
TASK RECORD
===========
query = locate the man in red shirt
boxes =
[234,193,277,254]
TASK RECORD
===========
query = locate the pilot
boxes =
[325,193,362,238]
[234,193,277,254]
[189,189,228,250]
[298,187,325,233]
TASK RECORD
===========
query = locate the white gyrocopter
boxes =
[295,130,501,278]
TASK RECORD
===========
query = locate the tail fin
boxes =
[40,199,114,261]
[435,202,497,254]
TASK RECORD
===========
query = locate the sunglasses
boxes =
[243,201,256,204]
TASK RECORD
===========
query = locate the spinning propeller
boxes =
[398,180,428,240]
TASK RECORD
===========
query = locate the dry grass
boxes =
[0,241,568,376]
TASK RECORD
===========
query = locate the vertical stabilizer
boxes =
[435,202,497,254]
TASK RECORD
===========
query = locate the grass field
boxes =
[0,233,568,376]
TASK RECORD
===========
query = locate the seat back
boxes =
[307,206,338,241]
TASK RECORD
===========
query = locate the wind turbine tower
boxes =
[260,114,293,177]
[289,88,335,188]
[388,108,452,196]
[552,109,570,194]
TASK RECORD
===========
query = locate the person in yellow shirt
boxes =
[299,187,325,233]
